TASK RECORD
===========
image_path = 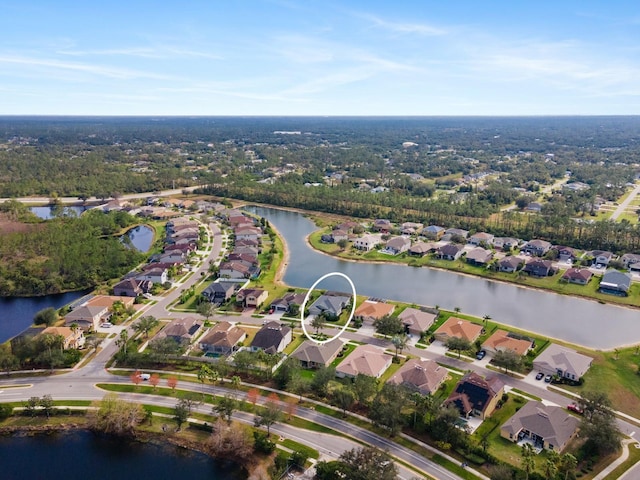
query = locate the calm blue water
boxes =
[30,205,87,219]
[247,206,640,350]
[125,225,154,252]
[0,430,246,480]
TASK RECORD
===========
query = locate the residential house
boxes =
[199,321,246,355]
[523,259,555,277]
[384,236,411,255]
[158,252,187,264]
[398,308,436,336]
[136,267,168,285]
[466,247,493,266]
[308,292,351,317]
[85,295,135,310]
[250,321,292,354]
[41,326,85,350]
[589,250,614,267]
[424,225,445,240]
[561,268,593,285]
[202,281,236,304]
[235,238,260,248]
[236,288,268,308]
[233,245,260,256]
[234,226,262,242]
[500,401,580,452]
[64,305,110,331]
[436,244,464,261]
[164,243,196,254]
[533,343,593,381]
[353,234,380,251]
[334,221,360,233]
[445,372,505,419]
[331,229,349,243]
[372,219,392,233]
[386,358,447,395]
[526,202,542,212]
[482,330,532,356]
[554,246,577,262]
[400,222,423,235]
[493,237,519,251]
[408,241,436,257]
[270,292,306,313]
[621,253,640,269]
[468,232,494,246]
[445,228,469,239]
[521,239,552,256]
[227,253,259,266]
[498,256,524,273]
[291,339,344,368]
[219,261,260,279]
[157,317,203,346]
[599,269,632,296]
[354,301,395,323]
[434,317,483,343]
[335,344,392,379]
[113,278,151,297]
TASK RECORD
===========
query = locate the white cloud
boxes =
[359,13,448,36]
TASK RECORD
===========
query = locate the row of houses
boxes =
[218,211,263,280]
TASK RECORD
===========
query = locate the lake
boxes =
[247,206,640,350]
[30,205,87,219]
[0,430,246,480]
[124,224,154,252]
[0,290,89,344]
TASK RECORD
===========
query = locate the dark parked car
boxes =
[535,372,544,381]
[544,374,553,383]
[476,350,486,360]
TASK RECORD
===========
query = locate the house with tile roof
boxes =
[386,358,447,395]
[468,232,494,246]
[64,305,110,331]
[501,401,580,452]
[408,241,437,256]
[533,343,593,381]
[291,339,344,369]
[354,301,395,323]
[434,317,483,343]
[436,244,464,261]
[199,321,246,355]
[353,234,381,251]
[335,344,392,379]
[482,330,533,356]
[445,372,504,419]
[270,292,306,313]
[156,317,203,346]
[236,288,268,308]
[250,321,292,354]
[498,256,524,273]
[384,236,411,255]
[308,293,351,317]
[561,268,593,285]
[465,247,493,266]
[521,239,552,256]
[41,326,85,350]
[398,308,437,336]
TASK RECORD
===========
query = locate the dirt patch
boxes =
[0,213,42,235]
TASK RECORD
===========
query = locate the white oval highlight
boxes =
[299,272,357,345]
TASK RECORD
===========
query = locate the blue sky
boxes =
[1,1,639,115]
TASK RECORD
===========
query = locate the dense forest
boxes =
[0,203,144,296]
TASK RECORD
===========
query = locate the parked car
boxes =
[567,403,583,414]
[544,374,553,383]
[100,322,113,328]
[535,372,544,381]
[476,350,486,360]
[137,373,151,381]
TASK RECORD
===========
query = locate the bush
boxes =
[253,431,275,454]
[0,404,13,419]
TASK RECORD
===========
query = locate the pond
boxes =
[247,206,640,350]
[124,224,154,252]
[30,205,87,219]
[0,430,246,480]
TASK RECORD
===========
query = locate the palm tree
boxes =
[520,444,535,480]
[391,334,409,360]
[132,315,158,339]
[231,375,241,389]
[116,330,129,356]
[197,364,212,397]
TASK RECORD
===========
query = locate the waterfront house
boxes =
[335,344,392,379]
[465,247,493,266]
[408,241,437,256]
[354,300,395,323]
[436,244,464,261]
[434,317,483,343]
[398,307,436,336]
[561,268,593,285]
[523,259,555,277]
[353,234,380,251]
[64,305,110,332]
[598,270,632,296]
[482,330,533,356]
[387,358,448,395]
[498,256,524,273]
[533,344,592,381]
[383,236,411,255]
[501,401,579,452]
[308,292,351,317]
[444,372,504,419]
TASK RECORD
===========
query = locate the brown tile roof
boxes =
[354,301,395,320]
[434,317,483,342]
[386,358,447,395]
[482,330,532,356]
[336,344,391,378]
[200,321,246,348]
